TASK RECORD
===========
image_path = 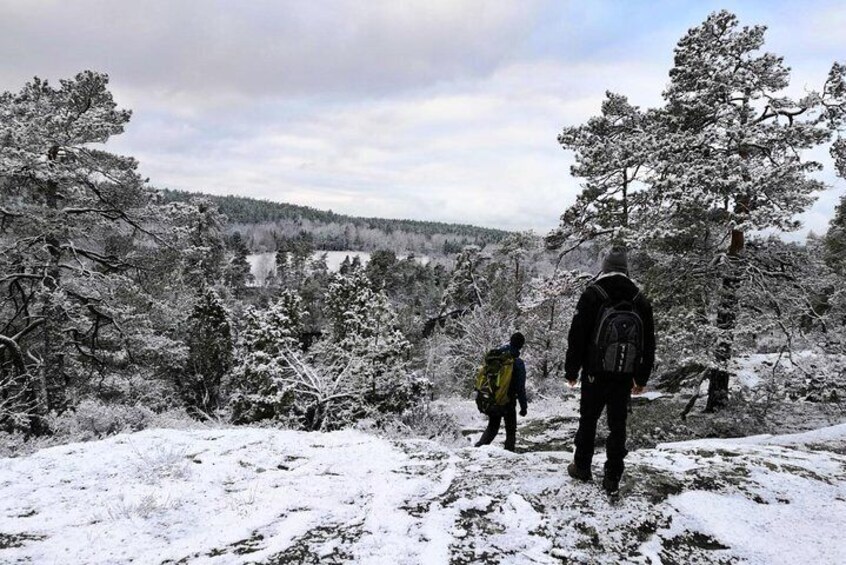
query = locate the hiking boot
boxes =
[567,462,592,482]
[602,474,620,494]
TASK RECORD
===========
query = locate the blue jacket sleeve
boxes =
[515,359,527,412]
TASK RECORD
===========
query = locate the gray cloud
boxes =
[0,0,542,97]
[1,0,843,236]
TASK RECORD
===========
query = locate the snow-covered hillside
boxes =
[3,407,846,564]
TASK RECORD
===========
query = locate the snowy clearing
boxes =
[2,409,846,564]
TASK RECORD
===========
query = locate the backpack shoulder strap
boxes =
[589,283,609,302]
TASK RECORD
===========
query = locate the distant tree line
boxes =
[160,189,508,255]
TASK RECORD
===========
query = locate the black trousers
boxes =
[573,377,631,479]
[476,402,517,451]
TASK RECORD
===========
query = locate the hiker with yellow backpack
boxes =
[473,332,528,452]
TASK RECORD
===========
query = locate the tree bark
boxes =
[706,91,751,413]
[39,146,66,414]
[705,228,744,412]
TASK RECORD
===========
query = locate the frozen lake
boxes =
[247,251,429,285]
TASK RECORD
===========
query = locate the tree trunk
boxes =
[39,147,66,415]
[514,257,521,316]
[540,300,557,379]
[705,228,744,412]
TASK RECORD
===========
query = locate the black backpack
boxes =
[587,284,644,377]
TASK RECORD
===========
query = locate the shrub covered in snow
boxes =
[46,399,196,442]
[49,399,157,440]
[229,273,429,431]
[309,267,429,428]
[423,303,516,398]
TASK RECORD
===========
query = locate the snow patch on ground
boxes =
[3,409,846,564]
[0,428,444,564]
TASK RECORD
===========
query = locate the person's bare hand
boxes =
[631,383,645,395]
[566,378,577,388]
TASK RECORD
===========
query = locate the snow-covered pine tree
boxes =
[316,265,423,421]
[653,10,846,410]
[824,195,846,277]
[274,232,315,291]
[552,11,846,411]
[364,250,398,293]
[491,232,540,320]
[0,71,194,432]
[178,197,227,288]
[182,285,234,416]
[298,252,331,337]
[229,290,303,425]
[816,197,846,398]
[223,231,253,295]
[549,92,652,250]
[833,135,846,179]
[438,245,487,317]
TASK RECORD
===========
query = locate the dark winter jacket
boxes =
[564,274,656,387]
[501,344,528,412]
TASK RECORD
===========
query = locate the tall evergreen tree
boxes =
[181,286,233,416]
[825,195,846,277]
[550,11,846,410]
[438,245,487,317]
[0,71,191,431]
[224,231,253,294]
[181,198,226,288]
[656,11,845,409]
[317,266,421,418]
[551,92,652,248]
[229,290,303,424]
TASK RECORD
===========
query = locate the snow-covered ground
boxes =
[2,406,846,564]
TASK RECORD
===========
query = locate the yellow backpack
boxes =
[474,349,514,416]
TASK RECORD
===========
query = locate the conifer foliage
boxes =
[229,291,303,425]
[0,72,194,432]
[825,196,846,277]
[182,286,234,416]
[438,245,487,317]
[317,266,424,421]
[550,10,846,411]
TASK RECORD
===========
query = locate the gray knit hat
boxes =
[601,245,629,274]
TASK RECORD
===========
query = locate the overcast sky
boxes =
[1,0,844,236]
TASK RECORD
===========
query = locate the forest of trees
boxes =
[1,11,844,444]
[160,188,508,255]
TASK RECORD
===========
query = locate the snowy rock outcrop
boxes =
[2,419,845,563]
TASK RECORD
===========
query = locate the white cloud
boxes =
[107,58,670,231]
[3,1,844,235]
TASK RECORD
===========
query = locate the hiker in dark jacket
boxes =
[565,246,655,493]
[475,332,528,452]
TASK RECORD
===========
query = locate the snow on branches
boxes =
[549,10,846,411]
